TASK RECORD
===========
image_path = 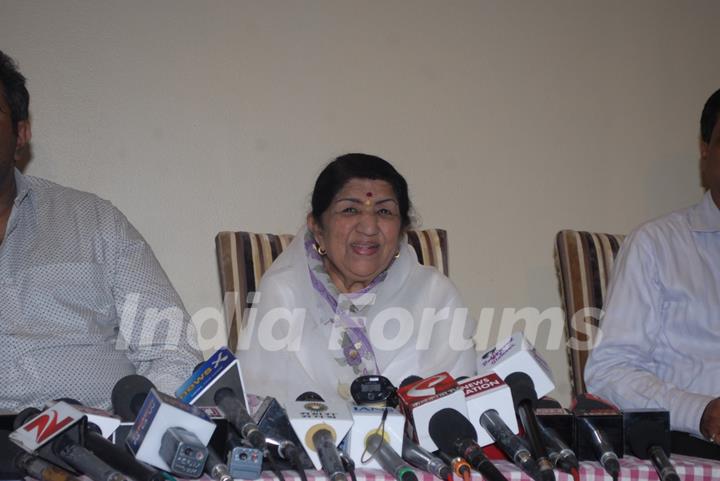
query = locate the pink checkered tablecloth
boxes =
[257,456,720,481]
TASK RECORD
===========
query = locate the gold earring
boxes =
[318,246,327,256]
[394,250,400,259]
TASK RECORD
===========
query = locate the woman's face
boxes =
[308,178,403,293]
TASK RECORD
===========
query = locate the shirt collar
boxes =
[688,190,720,232]
[12,168,32,207]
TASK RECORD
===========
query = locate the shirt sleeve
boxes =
[109,206,203,394]
[584,229,714,436]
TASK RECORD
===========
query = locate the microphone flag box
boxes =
[477,332,555,398]
[397,372,467,451]
[176,347,249,408]
[535,397,574,450]
[622,409,670,457]
[253,396,314,470]
[572,393,623,461]
[287,397,353,470]
[9,401,87,473]
[126,387,216,471]
[46,401,121,439]
[458,373,519,446]
[345,405,405,470]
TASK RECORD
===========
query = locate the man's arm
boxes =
[109,207,203,394]
[584,229,715,437]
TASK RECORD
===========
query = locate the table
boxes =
[256,456,720,481]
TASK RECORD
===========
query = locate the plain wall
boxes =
[2,0,718,404]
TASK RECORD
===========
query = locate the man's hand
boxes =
[700,398,720,442]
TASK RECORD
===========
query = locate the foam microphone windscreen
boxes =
[504,372,538,408]
[112,375,155,422]
[400,375,422,388]
[296,392,325,402]
[428,408,477,454]
[13,408,41,430]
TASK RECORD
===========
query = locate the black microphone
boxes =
[253,395,314,476]
[627,420,679,481]
[1,429,82,481]
[399,375,423,388]
[214,387,266,450]
[57,399,166,481]
[204,446,233,481]
[111,374,155,422]
[538,423,579,476]
[428,408,508,481]
[504,372,556,481]
[84,421,166,481]
[295,392,348,481]
[572,394,621,481]
[479,409,541,480]
[13,408,131,481]
[112,375,213,477]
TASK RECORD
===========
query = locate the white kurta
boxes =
[236,228,477,404]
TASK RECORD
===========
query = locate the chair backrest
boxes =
[554,230,625,396]
[216,228,449,352]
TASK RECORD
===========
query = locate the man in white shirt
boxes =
[0,50,202,410]
[585,87,720,456]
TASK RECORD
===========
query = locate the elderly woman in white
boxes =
[237,153,476,403]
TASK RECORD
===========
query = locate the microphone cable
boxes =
[290,448,309,481]
[340,450,358,481]
[266,448,286,481]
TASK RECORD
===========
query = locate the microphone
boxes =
[347,405,405,470]
[626,419,678,481]
[428,407,508,481]
[253,396,314,469]
[479,409,541,480]
[400,375,423,387]
[572,393,621,481]
[401,435,451,481]
[85,418,167,481]
[538,423,579,477]
[176,348,265,450]
[51,400,166,481]
[576,418,619,480]
[397,372,468,451]
[112,374,155,422]
[204,446,233,481]
[455,374,537,476]
[214,387,265,449]
[287,392,353,481]
[365,432,417,481]
[504,372,556,481]
[457,373,520,446]
[436,450,472,481]
[312,427,347,481]
[121,384,216,477]
[10,404,131,481]
[1,429,82,481]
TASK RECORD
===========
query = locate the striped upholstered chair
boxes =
[554,230,626,396]
[216,229,450,352]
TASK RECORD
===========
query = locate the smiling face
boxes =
[308,178,402,293]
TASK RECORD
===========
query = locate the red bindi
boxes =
[366,192,373,197]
